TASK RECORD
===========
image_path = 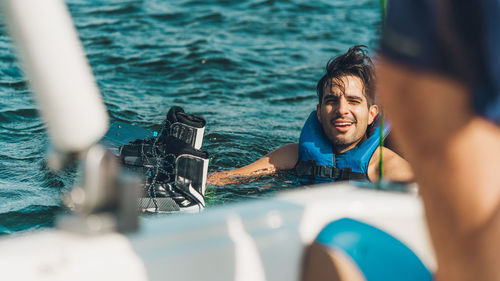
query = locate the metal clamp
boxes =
[58,145,140,234]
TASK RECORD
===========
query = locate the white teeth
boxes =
[335,122,351,126]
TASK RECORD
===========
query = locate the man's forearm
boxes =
[207,143,299,186]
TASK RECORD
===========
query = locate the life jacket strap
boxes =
[295,160,368,181]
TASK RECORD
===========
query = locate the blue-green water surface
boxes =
[0,0,382,233]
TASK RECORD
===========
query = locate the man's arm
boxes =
[377,57,500,281]
[207,143,298,186]
[367,146,414,182]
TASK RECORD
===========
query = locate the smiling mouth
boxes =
[331,119,355,131]
[334,121,353,126]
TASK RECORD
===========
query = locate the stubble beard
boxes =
[331,135,359,153]
[324,125,365,153]
[319,112,365,153]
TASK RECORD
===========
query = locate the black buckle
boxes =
[339,167,352,180]
[314,165,334,178]
[295,161,351,180]
[295,161,315,177]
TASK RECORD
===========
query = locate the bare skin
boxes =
[302,243,366,281]
[207,143,299,186]
[207,143,412,186]
[377,57,500,281]
[208,75,413,186]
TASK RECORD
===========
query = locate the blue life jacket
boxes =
[296,111,390,183]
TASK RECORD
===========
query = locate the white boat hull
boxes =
[0,182,435,281]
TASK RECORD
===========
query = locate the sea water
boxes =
[0,0,382,233]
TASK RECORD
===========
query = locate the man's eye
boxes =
[348,99,361,104]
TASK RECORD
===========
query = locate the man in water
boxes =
[208,45,413,185]
[377,1,500,280]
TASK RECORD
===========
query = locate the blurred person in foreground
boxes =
[377,0,500,280]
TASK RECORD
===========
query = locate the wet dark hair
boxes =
[317,45,375,106]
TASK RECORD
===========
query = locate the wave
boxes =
[0,205,61,235]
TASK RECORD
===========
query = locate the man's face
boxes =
[316,75,379,153]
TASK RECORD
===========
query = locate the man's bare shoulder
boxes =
[368,146,414,182]
[266,143,298,170]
